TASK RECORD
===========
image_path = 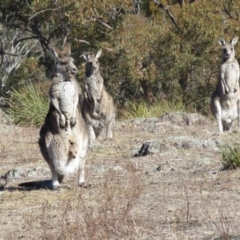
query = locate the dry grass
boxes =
[1,114,240,239]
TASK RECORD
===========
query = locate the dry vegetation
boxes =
[1,111,240,240]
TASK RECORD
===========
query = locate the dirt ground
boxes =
[1,111,240,240]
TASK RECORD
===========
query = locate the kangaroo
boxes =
[211,37,240,132]
[38,43,89,189]
[67,134,78,159]
[49,73,79,131]
[49,43,82,131]
[81,49,116,146]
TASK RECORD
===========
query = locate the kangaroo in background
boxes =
[81,49,116,146]
[211,37,240,132]
[38,43,88,189]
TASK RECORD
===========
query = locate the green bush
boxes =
[8,83,49,127]
[221,143,240,170]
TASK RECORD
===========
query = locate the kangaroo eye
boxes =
[58,61,68,65]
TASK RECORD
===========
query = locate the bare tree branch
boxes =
[0,51,25,57]
[26,24,51,52]
[92,16,113,30]
[153,0,179,29]
[73,38,90,45]
[178,0,185,7]
[28,8,60,22]
[13,36,38,45]
[61,28,70,48]
[133,0,141,14]
[0,46,4,68]
[222,2,234,19]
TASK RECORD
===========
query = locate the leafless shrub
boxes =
[33,164,144,240]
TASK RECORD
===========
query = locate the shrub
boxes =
[8,83,49,127]
[221,142,240,170]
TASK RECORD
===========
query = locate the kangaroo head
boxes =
[50,43,77,75]
[219,37,238,60]
[67,137,78,159]
[83,49,102,77]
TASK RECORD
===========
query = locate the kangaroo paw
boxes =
[59,116,66,128]
[70,117,76,127]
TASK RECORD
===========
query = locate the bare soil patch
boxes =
[1,111,240,239]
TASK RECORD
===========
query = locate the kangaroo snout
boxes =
[71,67,77,74]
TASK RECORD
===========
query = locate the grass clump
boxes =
[120,99,186,119]
[8,83,49,127]
[221,142,240,170]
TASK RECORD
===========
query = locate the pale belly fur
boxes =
[221,99,238,123]
[54,156,80,176]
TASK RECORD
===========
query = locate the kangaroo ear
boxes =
[231,37,238,46]
[95,49,102,59]
[62,43,71,55]
[218,38,226,46]
[50,46,60,58]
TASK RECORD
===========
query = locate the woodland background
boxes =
[2,2,240,238]
[1,0,240,120]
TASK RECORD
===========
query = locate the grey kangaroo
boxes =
[38,43,88,189]
[211,37,240,133]
[82,49,116,146]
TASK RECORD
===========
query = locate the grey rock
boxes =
[4,167,50,180]
[166,136,203,149]
[196,157,213,165]
[158,112,211,126]
[201,138,219,150]
[0,175,8,190]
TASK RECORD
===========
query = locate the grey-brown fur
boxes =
[67,134,78,159]
[38,43,88,189]
[211,37,240,132]
[49,73,80,131]
[82,50,116,145]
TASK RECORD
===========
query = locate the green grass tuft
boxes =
[120,99,186,119]
[221,142,240,170]
[7,83,49,127]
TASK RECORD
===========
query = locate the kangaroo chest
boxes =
[61,81,75,97]
[85,75,102,97]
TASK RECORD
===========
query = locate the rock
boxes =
[166,136,203,149]
[3,167,50,181]
[5,167,24,179]
[0,175,8,190]
[159,144,177,156]
[0,109,13,125]
[196,157,213,166]
[134,143,150,157]
[157,112,211,127]
[201,138,219,150]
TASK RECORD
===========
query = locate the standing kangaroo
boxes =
[211,37,240,132]
[38,43,88,189]
[82,49,116,146]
